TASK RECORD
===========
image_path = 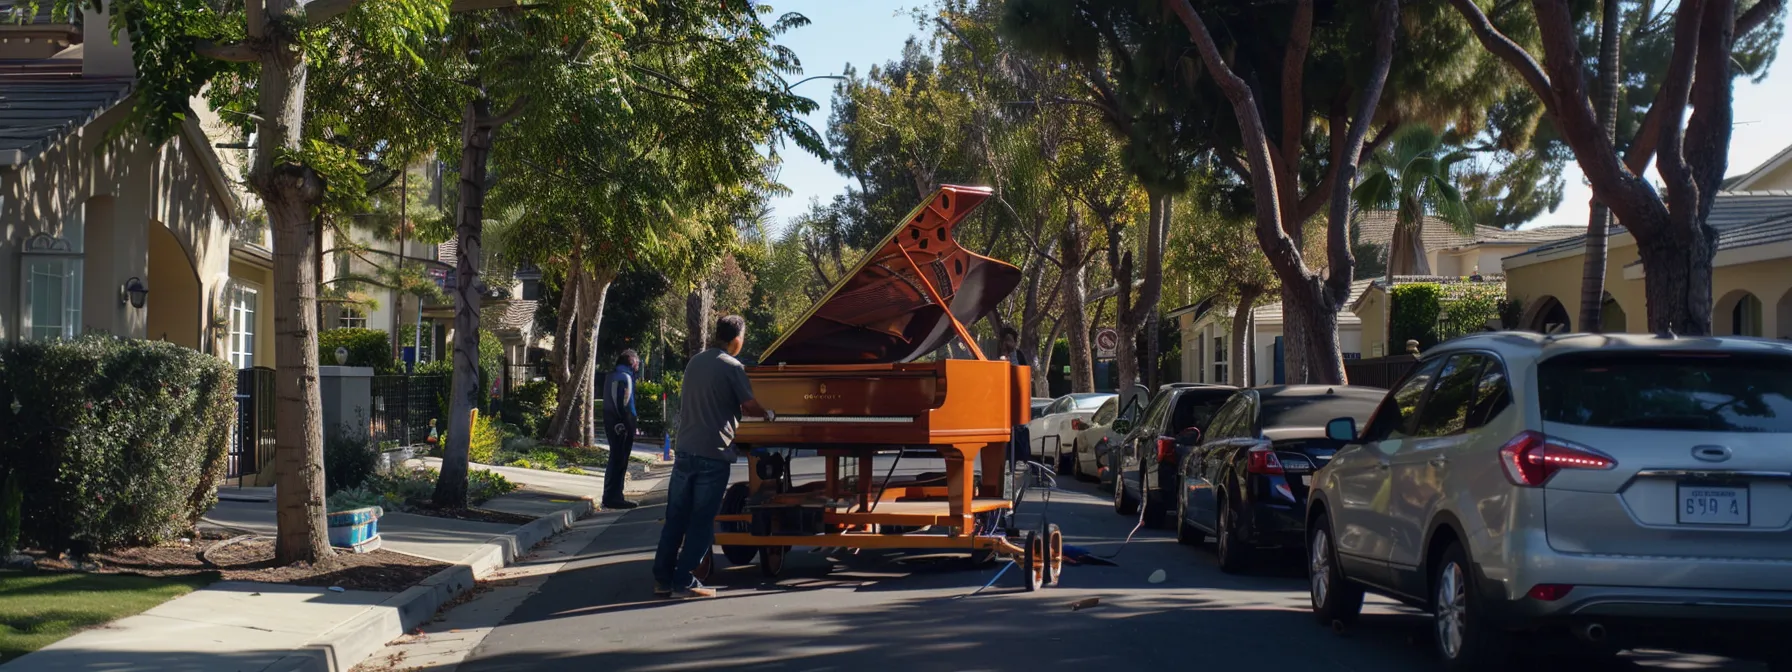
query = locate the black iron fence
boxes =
[1343,354,1418,390]
[501,360,548,391]
[370,374,449,447]
[230,367,276,482]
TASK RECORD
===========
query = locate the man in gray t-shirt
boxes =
[652,315,772,598]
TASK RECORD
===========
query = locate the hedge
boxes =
[319,328,400,374]
[1390,283,1444,350]
[0,337,234,553]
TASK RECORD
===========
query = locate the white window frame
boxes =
[1212,334,1228,384]
[19,230,84,341]
[228,283,259,369]
[338,305,368,329]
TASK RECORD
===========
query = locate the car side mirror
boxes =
[1326,417,1358,442]
[1111,419,1133,435]
[1175,426,1203,446]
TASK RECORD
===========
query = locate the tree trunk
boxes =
[435,95,502,510]
[1580,0,1623,333]
[1114,192,1168,391]
[1229,286,1261,387]
[1289,278,1346,384]
[1636,229,1716,335]
[546,262,584,441]
[245,2,333,565]
[549,269,615,447]
[1062,239,1095,393]
[1388,204,1429,277]
[684,280,713,357]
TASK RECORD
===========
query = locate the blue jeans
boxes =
[652,452,734,589]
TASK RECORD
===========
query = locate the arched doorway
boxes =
[147,221,202,348]
[1599,293,1628,333]
[1779,289,1792,339]
[1525,296,1571,334]
[1715,290,1763,337]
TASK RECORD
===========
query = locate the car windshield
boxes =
[1539,351,1792,432]
[1259,391,1382,429]
[1071,394,1114,410]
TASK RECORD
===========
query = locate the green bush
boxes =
[501,379,557,437]
[326,465,517,512]
[470,411,503,465]
[324,430,381,494]
[635,378,679,436]
[1442,284,1504,340]
[319,328,400,374]
[1,471,22,556]
[1390,283,1444,350]
[0,337,234,553]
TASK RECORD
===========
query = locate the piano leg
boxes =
[943,444,986,537]
[979,440,1005,498]
[825,455,839,501]
[857,456,874,511]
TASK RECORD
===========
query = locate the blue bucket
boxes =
[327,506,382,548]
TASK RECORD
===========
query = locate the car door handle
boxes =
[1376,463,1390,471]
[1429,458,1449,467]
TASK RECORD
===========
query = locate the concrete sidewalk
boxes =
[0,460,650,672]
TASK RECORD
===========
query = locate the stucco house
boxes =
[1501,184,1792,337]
[1170,212,1581,385]
[2,3,273,366]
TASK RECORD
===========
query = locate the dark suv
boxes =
[1111,383,1238,526]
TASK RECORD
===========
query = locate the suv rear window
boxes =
[1539,352,1792,432]
[1170,393,1231,433]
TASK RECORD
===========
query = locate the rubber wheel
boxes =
[1433,541,1511,671]
[759,546,788,578]
[1021,531,1043,592]
[1113,470,1139,516]
[718,483,757,566]
[1308,512,1364,626]
[1175,484,1202,546]
[1045,523,1064,585]
[692,548,714,582]
[1214,497,1251,574]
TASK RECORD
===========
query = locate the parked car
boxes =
[1026,393,1116,470]
[1174,385,1382,573]
[1111,383,1238,526]
[1306,332,1792,671]
[1029,397,1053,421]
[1069,385,1151,485]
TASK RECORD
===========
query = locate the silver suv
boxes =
[1306,332,1792,671]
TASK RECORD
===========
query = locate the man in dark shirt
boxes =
[997,326,1031,367]
[602,349,640,510]
[652,315,772,599]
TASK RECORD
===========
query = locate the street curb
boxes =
[262,497,598,672]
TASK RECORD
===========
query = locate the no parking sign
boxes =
[1095,328,1119,359]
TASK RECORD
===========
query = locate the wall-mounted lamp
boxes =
[120,277,149,309]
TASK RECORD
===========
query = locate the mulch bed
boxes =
[27,537,448,592]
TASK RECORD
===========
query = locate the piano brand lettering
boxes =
[805,382,841,401]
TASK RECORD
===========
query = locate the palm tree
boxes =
[1352,125,1473,277]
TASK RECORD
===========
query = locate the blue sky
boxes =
[764,2,1792,232]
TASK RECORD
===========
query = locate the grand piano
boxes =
[713,185,1058,588]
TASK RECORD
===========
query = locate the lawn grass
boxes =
[0,571,213,662]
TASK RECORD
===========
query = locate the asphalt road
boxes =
[450,456,1762,672]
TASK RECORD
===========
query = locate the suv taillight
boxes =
[1246,445,1284,475]
[1156,437,1176,462]
[1498,431,1616,487]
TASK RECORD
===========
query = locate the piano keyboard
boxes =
[743,415,915,423]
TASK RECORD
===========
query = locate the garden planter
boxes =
[327,506,383,553]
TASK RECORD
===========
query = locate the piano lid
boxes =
[759,185,1022,366]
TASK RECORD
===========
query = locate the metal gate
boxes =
[370,374,448,447]
[229,367,275,482]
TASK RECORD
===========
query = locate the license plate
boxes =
[1299,474,1311,487]
[1677,485,1749,525]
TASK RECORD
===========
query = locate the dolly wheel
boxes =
[693,548,715,582]
[759,546,788,578]
[1046,524,1064,586]
[718,483,757,565]
[1022,532,1044,592]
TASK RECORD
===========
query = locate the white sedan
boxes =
[1027,393,1116,471]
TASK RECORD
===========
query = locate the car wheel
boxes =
[1175,482,1201,545]
[1433,541,1510,671]
[1308,512,1364,626]
[1214,496,1251,574]
[1113,469,1138,516]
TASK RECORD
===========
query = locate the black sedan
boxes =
[1174,385,1382,573]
